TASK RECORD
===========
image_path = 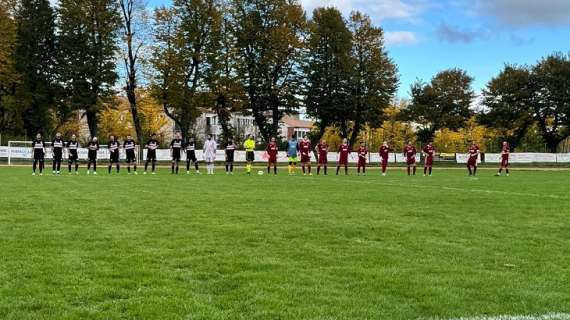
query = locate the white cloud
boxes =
[475,0,570,27]
[300,0,423,22]
[384,31,418,46]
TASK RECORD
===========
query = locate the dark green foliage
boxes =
[232,0,307,141]
[304,7,353,140]
[14,0,58,136]
[404,69,474,144]
[530,53,570,152]
[480,65,534,150]
[58,0,120,138]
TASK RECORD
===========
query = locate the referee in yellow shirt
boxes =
[243,134,255,174]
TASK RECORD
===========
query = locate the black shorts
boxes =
[110,152,119,163]
[186,151,197,162]
[146,150,156,161]
[88,151,97,161]
[246,151,254,162]
[68,151,78,162]
[126,151,136,162]
[53,151,63,161]
[226,152,234,163]
[33,151,44,161]
[172,152,181,161]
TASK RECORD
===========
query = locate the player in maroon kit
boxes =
[315,139,329,175]
[403,141,417,176]
[265,137,279,175]
[495,141,510,176]
[357,142,368,175]
[378,141,391,176]
[299,135,312,176]
[467,142,480,176]
[422,141,435,176]
[336,138,350,175]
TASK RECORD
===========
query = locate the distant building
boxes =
[279,116,314,140]
[193,112,258,142]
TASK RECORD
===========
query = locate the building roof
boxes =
[281,116,314,129]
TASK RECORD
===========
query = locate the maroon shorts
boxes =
[338,156,348,165]
[467,157,477,166]
[501,158,509,167]
[425,156,433,167]
[268,156,277,164]
[301,154,310,163]
[406,157,416,165]
[358,158,366,167]
[380,158,389,166]
[318,155,328,165]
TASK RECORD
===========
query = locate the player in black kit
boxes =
[32,133,46,176]
[144,133,159,174]
[87,137,100,174]
[170,132,183,174]
[225,137,236,174]
[108,135,120,174]
[51,132,64,174]
[124,135,137,174]
[185,137,200,174]
[67,134,80,174]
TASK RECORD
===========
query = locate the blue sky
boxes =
[301,0,570,98]
[146,0,570,98]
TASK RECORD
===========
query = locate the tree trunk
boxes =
[509,120,531,151]
[349,120,361,147]
[339,121,348,140]
[86,110,98,138]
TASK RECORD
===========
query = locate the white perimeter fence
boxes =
[2,142,570,165]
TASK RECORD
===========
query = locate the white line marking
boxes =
[429,313,570,320]
[344,179,570,200]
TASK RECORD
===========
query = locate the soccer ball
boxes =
[257,170,264,175]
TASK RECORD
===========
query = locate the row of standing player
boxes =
[255,136,510,177]
[29,132,511,176]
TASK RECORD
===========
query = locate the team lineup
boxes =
[28,131,512,177]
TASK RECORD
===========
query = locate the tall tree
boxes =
[530,53,570,152]
[118,0,147,143]
[204,4,245,142]
[232,0,307,141]
[480,65,534,150]
[149,0,221,140]
[14,0,58,136]
[0,0,21,134]
[403,68,474,144]
[58,0,120,137]
[304,7,353,141]
[347,11,398,146]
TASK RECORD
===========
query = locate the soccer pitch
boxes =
[1,167,569,320]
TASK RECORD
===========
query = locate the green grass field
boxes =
[1,166,569,320]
